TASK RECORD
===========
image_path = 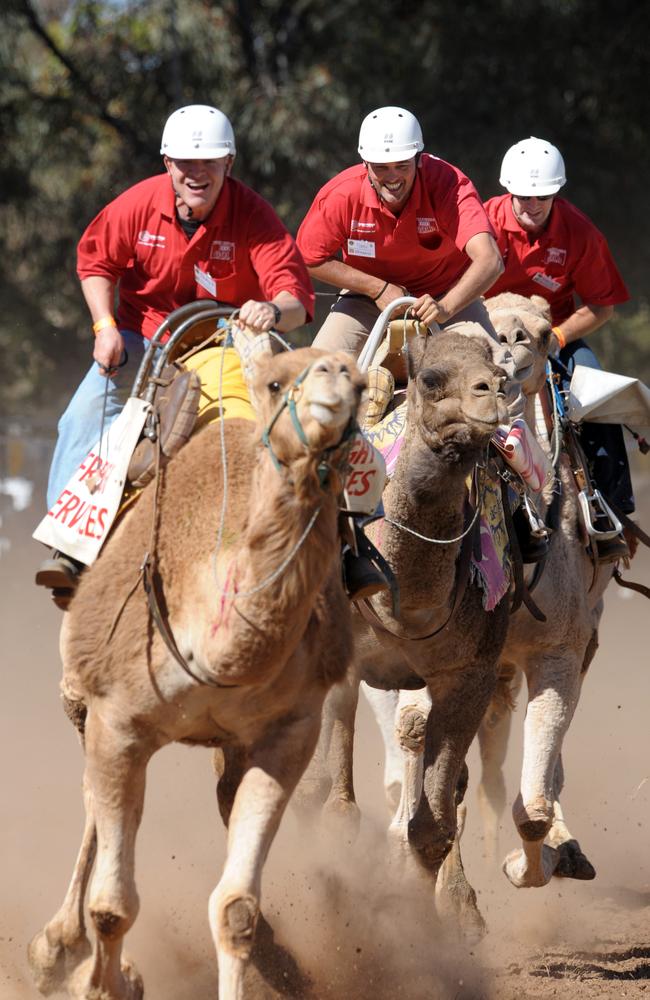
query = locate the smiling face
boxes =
[163,155,232,220]
[365,158,418,214]
[511,194,555,234]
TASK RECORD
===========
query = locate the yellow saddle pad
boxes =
[183,346,256,429]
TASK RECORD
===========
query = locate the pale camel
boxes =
[299,326,510,933]
[371,294,616,912]
[28,347,365,1000]
[475,291,615,887]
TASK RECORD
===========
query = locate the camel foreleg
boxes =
[361,684,403,811]
[29,773,96,995]
[387,687,431,878]
[209,711,321,1000]
[65,709,151,1000]
[476,663,522,863]
[503,653,582,888]
[295,672,361,839]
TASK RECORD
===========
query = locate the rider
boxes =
[484,136,634,561]
[296,106,505,353]
[36,104,314,592]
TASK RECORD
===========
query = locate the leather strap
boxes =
[355,499,478,642]
[613,568,650,599]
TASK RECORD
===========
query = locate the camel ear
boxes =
[530,295,553,323]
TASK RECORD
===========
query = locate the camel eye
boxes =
[268,380,281,394]
[339,364,351,378]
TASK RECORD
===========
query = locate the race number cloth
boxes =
[567,365,650,428]
[491,418,553,493]
[33,397,151,565]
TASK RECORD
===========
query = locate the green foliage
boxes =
[1,0,648,413]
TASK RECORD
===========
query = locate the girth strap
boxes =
[143,554,237,689]
[355,499,478,642]
[613,568,650,600]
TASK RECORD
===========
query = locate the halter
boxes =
[261,364,358,486]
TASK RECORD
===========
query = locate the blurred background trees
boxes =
[2,0,649,413]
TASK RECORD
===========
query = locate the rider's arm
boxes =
[238,291,306,334]
[81,275,124,374]
[307,259,406,313]
[413,233,504,327]
[551,304,614,351]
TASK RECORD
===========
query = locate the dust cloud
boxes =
[1,433,648,999]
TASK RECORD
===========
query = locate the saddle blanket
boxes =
[364,401,512,610]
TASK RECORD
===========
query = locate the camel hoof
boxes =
[322,798,361,843]
[502,843,560,888]
[68,954,144,1000]
[28,927,91,995]
[553,839,596,880]
[437,891,487,945]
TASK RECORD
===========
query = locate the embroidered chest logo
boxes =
[350,219,376,234]
[137,230,166,248]
[210,240,235,261]
[417,217,438,234]
[545,246,567,266]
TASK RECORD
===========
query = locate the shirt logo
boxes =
[210,240,235,261]
[417,217,438,234]
[137,230,166,247]
[350,219,376,233]
[545,246,567,266]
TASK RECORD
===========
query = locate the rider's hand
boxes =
[411,294,451,329]
[93,328,125,377]
[236,299,279,333]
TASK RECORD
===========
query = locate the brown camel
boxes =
[299,326,510,933]
[397,293,615,914]
[28,347,365,1000]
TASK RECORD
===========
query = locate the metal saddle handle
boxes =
[578,488,623,540]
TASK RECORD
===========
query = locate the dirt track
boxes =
[1,447,648,999]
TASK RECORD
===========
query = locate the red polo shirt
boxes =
[296,155,494,298]
[77,173,314,339]
[484,194,629,324]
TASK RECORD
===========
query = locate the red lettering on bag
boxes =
[56,494,81,523]
[346,469,376,495]
[84,506,98,537]
[79,454,101,481]
[69,500,89,529]
[97,508,108,535]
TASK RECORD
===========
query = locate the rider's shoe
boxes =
[594,533,630,565]
[35,551,84,591]
[343,551,391,601]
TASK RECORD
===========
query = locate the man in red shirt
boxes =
[485,136,634,557]
[297,106,504,354]
[38,104,314,589]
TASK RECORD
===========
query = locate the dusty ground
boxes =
[1,432,648,999]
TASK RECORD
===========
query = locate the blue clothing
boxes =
[559,338,635,514]
[46,330,148,509]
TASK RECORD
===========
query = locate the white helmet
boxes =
[499,136,566,196]
[160,104,236,159]
[358,106,424,163]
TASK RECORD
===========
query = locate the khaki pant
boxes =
[312,292,498,357]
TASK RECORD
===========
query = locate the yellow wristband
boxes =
[92,315,117,335]
[552,326,566,350]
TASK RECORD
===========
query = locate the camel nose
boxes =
[498,325,528,347]
[470,378,496,397]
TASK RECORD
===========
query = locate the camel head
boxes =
[406,329,508,466]
[485,293,553,396]
[252,347,366,497]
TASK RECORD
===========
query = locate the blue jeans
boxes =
[46,330,150,509]
[559,339,635,515]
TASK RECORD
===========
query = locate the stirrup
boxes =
[578,488,623,541]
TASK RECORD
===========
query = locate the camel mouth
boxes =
[308,401,342,425]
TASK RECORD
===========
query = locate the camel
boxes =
[475,291,616,887]
[365,294,618,908]
[299,324,511,932]
[28,346,366,1000]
